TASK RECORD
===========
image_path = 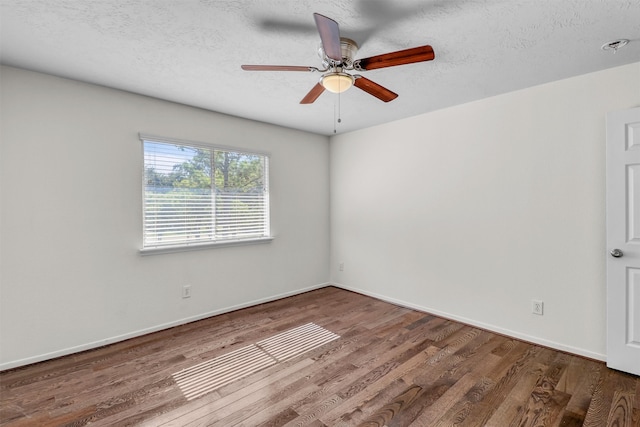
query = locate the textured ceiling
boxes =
[1,0,639,136]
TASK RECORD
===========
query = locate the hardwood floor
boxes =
[1,286,639,426]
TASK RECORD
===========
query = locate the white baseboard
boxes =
[2,281,606,371]
[331,282,607,362]
[0,282,330,371]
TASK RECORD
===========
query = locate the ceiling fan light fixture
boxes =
[321,72,354,93]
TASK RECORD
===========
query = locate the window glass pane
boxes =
[214,151,264,191]
[142,138,269,249]
[215,150,266,240]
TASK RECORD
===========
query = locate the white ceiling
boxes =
[1,0,639,136]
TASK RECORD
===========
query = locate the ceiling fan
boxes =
[241,13,435,104]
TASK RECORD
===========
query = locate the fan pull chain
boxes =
[333,91,342,134]
[333,100,337,134]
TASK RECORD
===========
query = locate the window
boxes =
[140,135,270,252]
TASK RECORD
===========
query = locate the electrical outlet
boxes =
[182,285,192,299]
[339,262,344,271]
[531,300,543,315]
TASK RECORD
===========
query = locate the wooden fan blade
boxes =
[356,45,435,70]
[241,65,314,71]
[354,77,398,102]
[300,83,325,104]
[313,13,341,61]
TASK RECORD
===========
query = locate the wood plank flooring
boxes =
[1,286,639,426]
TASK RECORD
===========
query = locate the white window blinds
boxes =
[141,136,270,249]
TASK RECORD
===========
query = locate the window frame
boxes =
[138,133,272,255]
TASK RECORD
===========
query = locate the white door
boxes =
[606,106,640,376]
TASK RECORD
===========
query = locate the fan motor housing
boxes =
[319,37,359,68]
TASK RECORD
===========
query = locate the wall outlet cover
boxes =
[532,300,543,315]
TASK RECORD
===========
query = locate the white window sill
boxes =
[139,236,274,256]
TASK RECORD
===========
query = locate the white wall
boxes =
[0,66,330,370]
[330,62,640,360]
